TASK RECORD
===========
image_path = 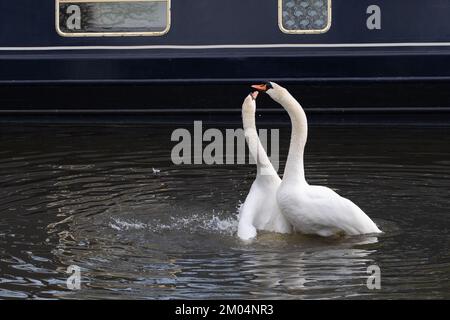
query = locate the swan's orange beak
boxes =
[251,84,268,92]
[250,91,259,100]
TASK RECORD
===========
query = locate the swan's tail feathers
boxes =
[371,224,382,234]
[360,213,383,234]
[351,217,382,235]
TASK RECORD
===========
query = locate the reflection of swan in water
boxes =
[239,234,379,298]
[252,82,381,237]
[238,92,292,240]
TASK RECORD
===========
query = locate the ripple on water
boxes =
[0,125,449,299]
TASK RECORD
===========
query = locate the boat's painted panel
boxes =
[1,0,450,83]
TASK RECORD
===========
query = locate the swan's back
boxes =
[278,184,381,236]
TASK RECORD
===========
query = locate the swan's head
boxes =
[252,81,285,102]
[242,91,258,115]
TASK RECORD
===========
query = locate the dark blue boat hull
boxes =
[2,0,450,121]
[1,0,450,83]
[1,52,450,84]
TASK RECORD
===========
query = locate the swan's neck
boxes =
[280,93,308,182]
[242,110,277,177]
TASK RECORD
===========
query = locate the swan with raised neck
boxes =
[252,82,381,237]
[237,92,292,240]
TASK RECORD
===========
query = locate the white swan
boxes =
[252,82,381,237]
[237,92,292,240]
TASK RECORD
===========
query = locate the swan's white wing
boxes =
[278,185,380,236]
[302,185,381,235]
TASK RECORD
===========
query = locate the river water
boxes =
[0,124,449,299]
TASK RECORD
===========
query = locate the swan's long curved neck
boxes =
[278,92,308,183]
[242,110,277,177]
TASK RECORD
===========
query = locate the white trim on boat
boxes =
[2,42,450,51]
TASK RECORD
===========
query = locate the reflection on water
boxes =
[0,125,449,299]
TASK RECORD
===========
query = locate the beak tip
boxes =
[251,84,268,92]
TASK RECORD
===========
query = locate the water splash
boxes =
[109,212,239,236]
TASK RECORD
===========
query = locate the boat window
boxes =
[279,0,331,34]
[56,0,171,37]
